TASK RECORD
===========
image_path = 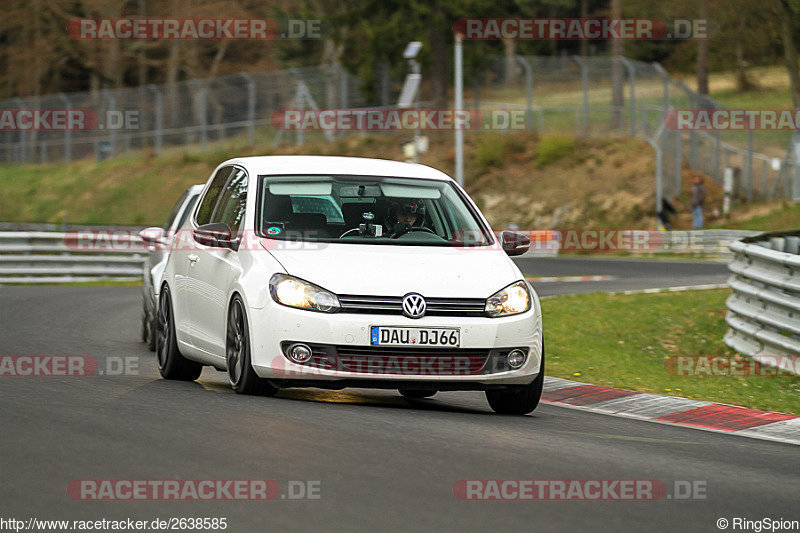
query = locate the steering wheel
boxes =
[390,226,436,238]
[408,227,435,235]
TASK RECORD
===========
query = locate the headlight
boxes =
[269,273,340,313]
[485,280,531,317]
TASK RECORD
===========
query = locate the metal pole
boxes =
[339,64,348,109]
[646,137,663,228]
[572,56,589,136]
[13,98,26,163]
[746,129,754,202]
[103,89,116,158]
[240,73,256,145]
[617,56,636,136]
[189,81,207,147]
[675,130,682,193]
[515,56,533,132]
[147,85,163,155]
[454,34,464,187]
[57,93,72,162]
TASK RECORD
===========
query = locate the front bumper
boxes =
[248,301,542,387]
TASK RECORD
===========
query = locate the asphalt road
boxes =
[515,256,730,296]
[1,260,796,532]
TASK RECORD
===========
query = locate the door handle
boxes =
[188,254,199,264]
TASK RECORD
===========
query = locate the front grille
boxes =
[309,346,491,376]
[338,295,487,317]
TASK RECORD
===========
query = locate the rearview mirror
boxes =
[500,231,530,256]
[193,223,239,251]
[339,185,381,198]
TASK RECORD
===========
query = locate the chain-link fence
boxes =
[0,64,371,164]
[1,55,799,204]
[471,55,800,203]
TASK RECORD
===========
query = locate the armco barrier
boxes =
[0,231,144,283]
[0,228,758,283]
[725,231,800,365]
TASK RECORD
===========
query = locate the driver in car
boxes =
[386,198,426,238]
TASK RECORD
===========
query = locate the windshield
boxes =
[257,175,493,247]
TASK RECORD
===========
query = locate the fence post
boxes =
[147,85,163,155]
[240,73,256,145]
[57,93,72,162]
[13,98,27,163]
[515,56,534,132]
[103,89,116,159]
[646,136,663,228]
[793,136,800,201]
[652,62,670,111]
[572,56,589,137]
[675,130,683,193]
[380,62,390,107]
[189,81,208,148]
[687,86,699,168]
[746,129,754,202]
[617,56,636,136]
[339,63,349,109]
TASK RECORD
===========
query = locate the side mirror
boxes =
[138,227,166,248]
[500,231,530,256]
[194,223,239,251]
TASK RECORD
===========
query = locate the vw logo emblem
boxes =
[402,293,426,319]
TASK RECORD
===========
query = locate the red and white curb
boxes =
[527,275,614,283]
[542,376,800,445]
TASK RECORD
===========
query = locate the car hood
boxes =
[261,241,521,298]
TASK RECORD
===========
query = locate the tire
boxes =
[156,286,203,381]
[148,314,158,352]
[486,348,545,415]
[226,296,278,396]
[399,389,437,399]
[140,308,149,343]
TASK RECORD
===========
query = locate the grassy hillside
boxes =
[0,130,792,231]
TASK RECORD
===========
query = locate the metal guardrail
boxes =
[725,231,800,363]
[0,228,756,284]
[0,231,144,283]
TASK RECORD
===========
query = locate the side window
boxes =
[212,168,248,232]
[164,190,189,230]
[195,167,233,226]
[175,195,200,231]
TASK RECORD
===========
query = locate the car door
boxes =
[173,167,232,346]
[187,166,247,357]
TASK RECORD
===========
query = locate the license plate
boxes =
[370,326,460,347]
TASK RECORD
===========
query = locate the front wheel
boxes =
[156,286,202,381]
[486,349,545,415]
[226,296,278,396]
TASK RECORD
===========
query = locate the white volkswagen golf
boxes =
[157,156,544,414]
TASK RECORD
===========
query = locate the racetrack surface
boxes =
[1,260,795,532]
[515,256,730,296]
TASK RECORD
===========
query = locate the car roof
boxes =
[221,156,454,182]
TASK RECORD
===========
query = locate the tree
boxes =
[777,0,800,107]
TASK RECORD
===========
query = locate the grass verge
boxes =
[543,289,800,415]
